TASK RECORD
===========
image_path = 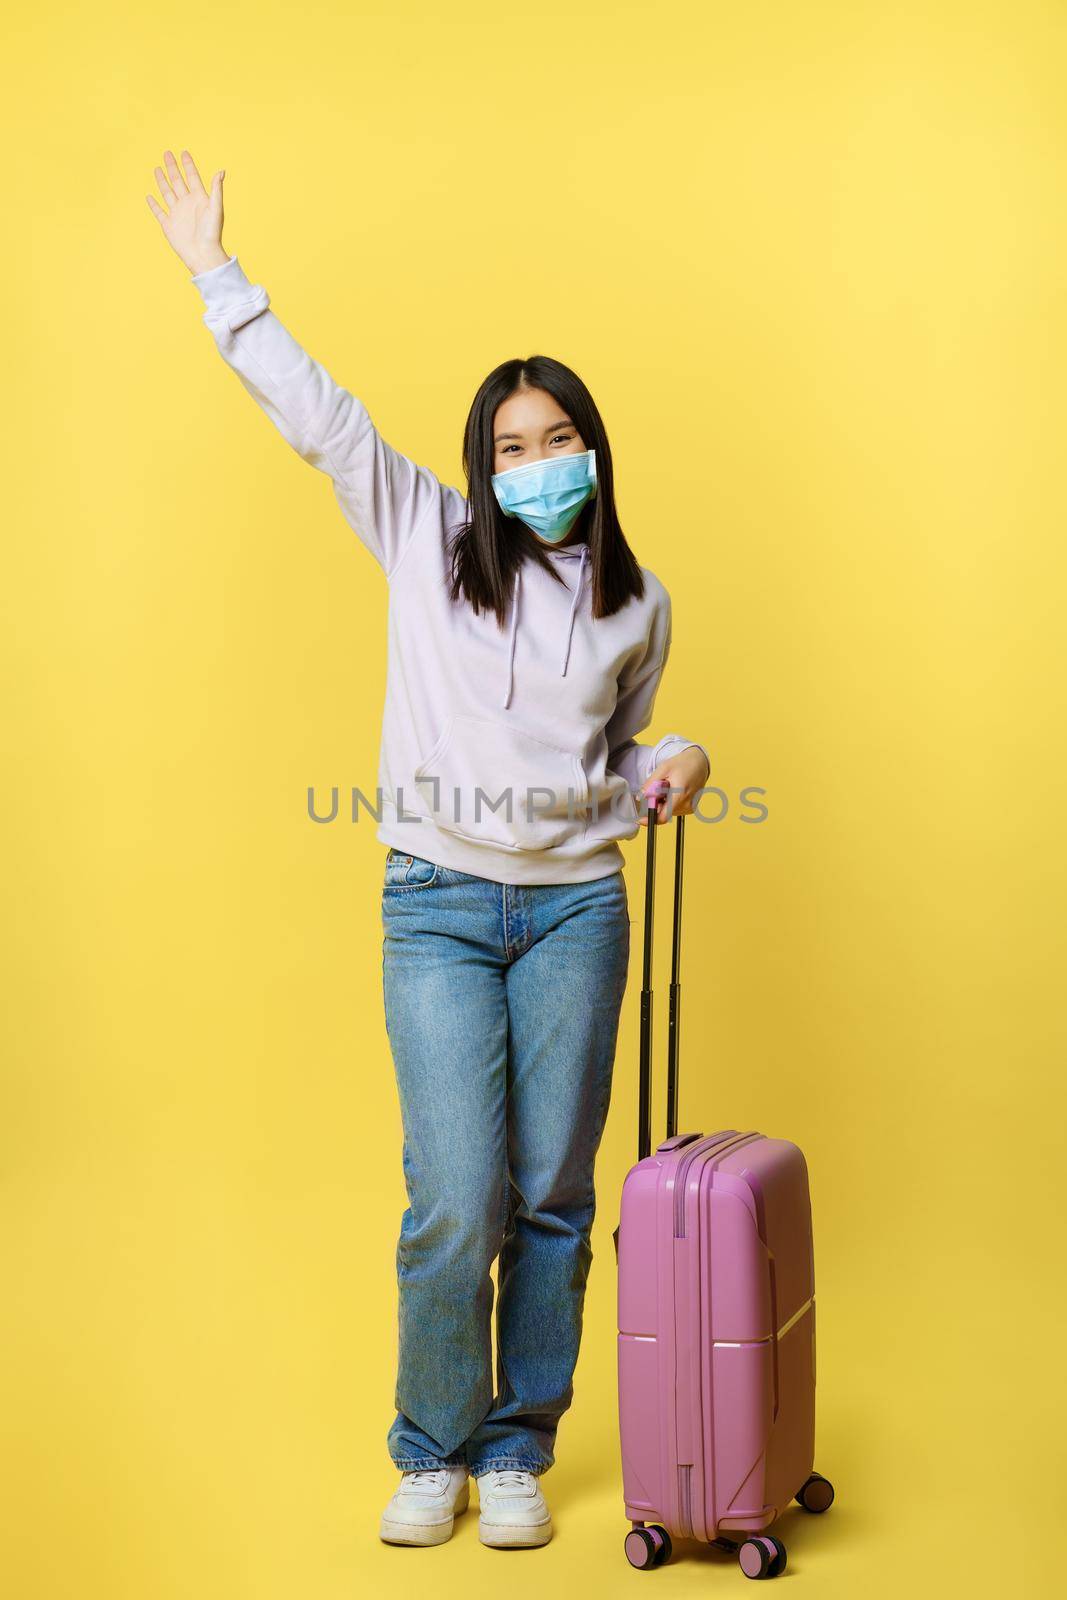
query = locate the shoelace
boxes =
[485,1469,535,1492]
[400,1468,450,1494]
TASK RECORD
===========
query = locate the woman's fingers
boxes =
[153,164,176,206]
[639,763,707,824]
[164,148,189,196]
[180,148,207,196]
[153,149,194,210]
[639,748,710,824]
[639,776,672,827]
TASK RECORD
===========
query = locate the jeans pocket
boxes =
[384,849,440,890]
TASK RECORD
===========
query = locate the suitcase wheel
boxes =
[795,1471,835,1513]
[624,1524,671,1569]
[648,1525,672,1566]
[739,1535,785,1579]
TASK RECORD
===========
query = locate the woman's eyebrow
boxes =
[494,419,575,443]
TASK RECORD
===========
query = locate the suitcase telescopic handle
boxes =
[638,778,685,1161]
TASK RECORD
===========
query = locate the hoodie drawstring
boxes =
[502,561,522,709]
[501,543,587,710]
[559,543,588,678]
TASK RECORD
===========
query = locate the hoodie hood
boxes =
[501,541,589,710]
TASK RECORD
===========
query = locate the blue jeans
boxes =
[380,848,631,1476]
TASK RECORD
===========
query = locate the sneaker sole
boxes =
[478,1517,553,1549]
[379,1485,469,1546]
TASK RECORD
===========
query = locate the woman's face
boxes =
[492,386,588,472]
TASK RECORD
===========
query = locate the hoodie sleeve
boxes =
[190,255,442,576]
[605,594,710,793]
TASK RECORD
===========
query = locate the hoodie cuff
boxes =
[190,255,271,334]
[190,252,244,301]
[651,734,711,782]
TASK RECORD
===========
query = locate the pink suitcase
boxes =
[614,785,835,1579]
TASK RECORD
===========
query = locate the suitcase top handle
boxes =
[638,778,685,1162]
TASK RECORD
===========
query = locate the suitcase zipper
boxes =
[672,1131,760,1238]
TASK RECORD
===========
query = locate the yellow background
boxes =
[3,1,1064,1595]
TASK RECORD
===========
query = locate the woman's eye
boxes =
[500,434,573,457]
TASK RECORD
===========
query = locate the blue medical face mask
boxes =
[491,448,597,543]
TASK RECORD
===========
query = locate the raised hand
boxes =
[145,149,230,277]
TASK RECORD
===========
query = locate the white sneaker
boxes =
[476,1468,553,1548]
[379,1465,470,1546]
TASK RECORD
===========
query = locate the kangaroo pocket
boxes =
[584,770,642,844]
[412,714,589,852]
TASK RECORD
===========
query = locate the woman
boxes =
[147,149,709,1551]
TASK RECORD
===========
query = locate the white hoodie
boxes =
[191,255,708,884]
